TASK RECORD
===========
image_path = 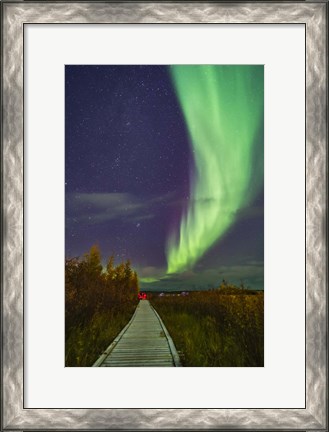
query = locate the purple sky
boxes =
[65,65,264,291]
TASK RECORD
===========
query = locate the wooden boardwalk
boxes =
[93,300,181,367]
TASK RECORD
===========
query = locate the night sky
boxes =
[65,65,264,291]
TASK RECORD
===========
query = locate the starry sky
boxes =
[65,65,264,291]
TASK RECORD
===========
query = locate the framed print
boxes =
[1,1,327,430]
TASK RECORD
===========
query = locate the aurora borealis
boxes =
[167,65,264,274]
[66,65,264,291]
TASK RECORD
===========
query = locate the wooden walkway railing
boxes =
[93,300,181,367]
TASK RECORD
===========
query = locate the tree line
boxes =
[65,245,140,366]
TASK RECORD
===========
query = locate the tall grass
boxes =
[65,309,135,367]
[151,285,264,367]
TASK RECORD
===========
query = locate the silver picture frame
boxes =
[1,1,327,430]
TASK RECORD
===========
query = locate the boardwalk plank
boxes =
[93,300,181,367]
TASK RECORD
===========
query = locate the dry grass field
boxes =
[151,285,264,367]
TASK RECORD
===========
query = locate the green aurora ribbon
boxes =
[166,65,264,274]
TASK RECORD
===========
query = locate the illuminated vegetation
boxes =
[151,283,264,367]
[66,247,263,368]
[65,245,139,366]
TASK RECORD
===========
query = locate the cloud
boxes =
[66,191,177,226]
[218,261,264,279]
[138,266,166,279]
[126,213,155,223]
[139,260,264,291]
[138,266,171,284]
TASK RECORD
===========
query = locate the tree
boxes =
[84,244,103,279]
[106,255,115,280]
